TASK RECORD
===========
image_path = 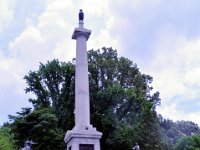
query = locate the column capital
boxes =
[72,28,91,41]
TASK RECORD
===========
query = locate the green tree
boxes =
[9,108,65,150]
[174,135,200,150]
[133,112,167,150]
[24,59,75,131]
[0,127,17,150]
[159,117,200,149]
[176,121,200,136]
[88,48,162,150]
[10,47,163,150]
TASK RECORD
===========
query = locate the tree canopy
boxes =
[7,47,200,150]
[0,126,16,150]
[174,135,200,150]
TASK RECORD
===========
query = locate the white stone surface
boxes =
[65,19,102,150]
[73,21,91,127]
[65,125,102,150]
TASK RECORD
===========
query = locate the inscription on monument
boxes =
[79,144,94,150]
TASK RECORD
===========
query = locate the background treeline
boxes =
[1,47,200,150]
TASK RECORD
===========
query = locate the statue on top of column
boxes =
[79,9,84,21]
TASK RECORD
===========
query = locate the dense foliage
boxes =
[7,47,200,150]
[159,117,200,150]
[0,126,16,150]
[174,135,200,150]
[9,108,65,149]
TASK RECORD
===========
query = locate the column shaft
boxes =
[75,34,90,126]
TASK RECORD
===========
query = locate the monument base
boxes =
[64,125,102,150]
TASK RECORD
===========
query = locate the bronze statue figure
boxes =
[79,9,84,21]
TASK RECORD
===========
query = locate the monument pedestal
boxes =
[64,125,102,150]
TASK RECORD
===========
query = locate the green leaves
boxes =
[159,118,200,149]
[9,108,65,150]
[24,59,75,109]
[10,47,164,150]
[87,48,162,149]
[0,127,17,150]
[174,136,200,150]
[24,59,75,130]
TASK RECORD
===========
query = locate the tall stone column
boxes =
[73,19,91,128]
[64,10,102,150]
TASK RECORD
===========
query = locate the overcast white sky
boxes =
[1,0,200,126]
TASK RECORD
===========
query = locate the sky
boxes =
[1,0,200,126]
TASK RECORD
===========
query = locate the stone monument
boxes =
[64,10,102,150]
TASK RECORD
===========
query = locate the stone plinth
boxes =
[64,125,102,150]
